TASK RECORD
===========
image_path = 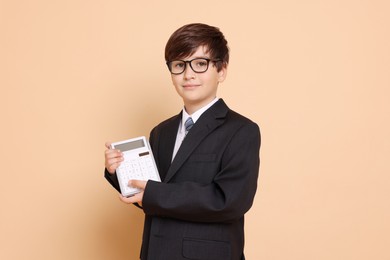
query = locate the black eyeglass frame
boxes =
[166,58,223,75]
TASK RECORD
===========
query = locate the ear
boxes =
[217,65,228,83]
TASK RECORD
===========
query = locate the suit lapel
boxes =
[163,99,229,183]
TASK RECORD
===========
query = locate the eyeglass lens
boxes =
[169,58,209,74]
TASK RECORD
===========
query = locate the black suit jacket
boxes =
[106,99,261,260]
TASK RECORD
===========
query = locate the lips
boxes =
[183,84,200,88]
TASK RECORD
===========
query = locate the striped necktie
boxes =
[184,117,194,136]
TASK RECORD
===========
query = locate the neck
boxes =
[184,104,200,115]
[184,97,217,115]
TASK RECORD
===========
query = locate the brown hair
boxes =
[165,23,229,71]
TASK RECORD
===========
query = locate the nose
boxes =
[183,62,196,80]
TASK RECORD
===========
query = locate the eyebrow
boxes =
[177,56,210,61]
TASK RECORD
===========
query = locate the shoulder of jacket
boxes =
[151,113,180,132]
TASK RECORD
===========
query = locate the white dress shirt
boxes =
[171,97,220,161]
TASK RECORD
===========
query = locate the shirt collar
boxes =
[180,97,219,131]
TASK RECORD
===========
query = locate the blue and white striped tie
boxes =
[184,117,194,136]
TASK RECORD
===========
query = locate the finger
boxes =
[106,154,124,164]
[119,192,143,204]
[105,142,112,149]
[106,162,120,172]
[119,194,134,204]
[106,158,124,171]
[105,152,124,173]
[128,180,147,190]
[105,148,121,155]
[105,149,123,159]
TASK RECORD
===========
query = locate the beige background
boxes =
[1,0,389,259]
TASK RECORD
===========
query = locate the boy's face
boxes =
[170,46,227,114]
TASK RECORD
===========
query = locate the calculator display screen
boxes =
[114,139,145,151]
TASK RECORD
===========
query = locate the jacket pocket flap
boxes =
[182,238,230,259]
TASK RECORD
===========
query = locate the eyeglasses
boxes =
[166,58,222,75]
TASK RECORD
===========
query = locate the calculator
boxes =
[111,136,161,197]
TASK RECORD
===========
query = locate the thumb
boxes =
[128,180,147,189]
[105,142,112,149]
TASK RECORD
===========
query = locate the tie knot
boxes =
[184,117,194,133]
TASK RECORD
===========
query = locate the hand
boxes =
[104,142,124,174]
[119,180,147,205]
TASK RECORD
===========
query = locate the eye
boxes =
[173,62,185,68]
[194,59,208,68]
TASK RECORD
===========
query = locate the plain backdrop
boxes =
[1,0,389,259]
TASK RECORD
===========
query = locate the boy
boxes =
[104,23,261,260]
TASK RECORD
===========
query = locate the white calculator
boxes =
[111,136,160,197]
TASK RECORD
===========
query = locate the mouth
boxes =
[183,84,200,89]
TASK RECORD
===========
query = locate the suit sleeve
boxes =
[142,122,261,223]
[104,168,120,193]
